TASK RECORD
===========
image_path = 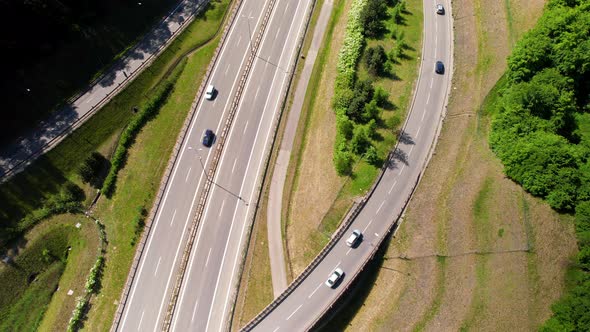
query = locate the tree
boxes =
[334,148,353,175]
[373,86,390,107]
[351,125,371,155]
[364,45,388,77]
[361,0,388,37]
[347,96,366,122]
[337,115,354,139]
[78,151,108,188]
[364,145,380,166]
[353,79,375,101]
[363,99,380,122]
[392,4,403,24]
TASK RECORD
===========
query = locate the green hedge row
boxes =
[101,77,176,198]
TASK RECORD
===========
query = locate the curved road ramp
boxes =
[241,0,453,330]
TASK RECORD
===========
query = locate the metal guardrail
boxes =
[160,0,279,329]
[109,0,241,330]
[226,0,318,328]
[240,0,456,329]
[0,0,206,182]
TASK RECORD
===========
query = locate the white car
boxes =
[205,84,215,100]
[325,268,344,288]
[436,4,445,15]
[346,229,362,247]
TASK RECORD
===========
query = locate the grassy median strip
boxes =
[0,0,232,330]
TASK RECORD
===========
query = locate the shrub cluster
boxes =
[84,255,104,293]
[101,81,175,197]
[130,206,148,246]
[332,0,404,175]
[68,220,107,331]
[67,296,87,332]
[487,0,590,329]
[78,152,109,189]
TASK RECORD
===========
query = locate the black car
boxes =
[202,129,215,147]
[435,61,445,74]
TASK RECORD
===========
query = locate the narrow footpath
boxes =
[267,0,333,298]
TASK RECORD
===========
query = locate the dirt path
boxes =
[332,0,579,331]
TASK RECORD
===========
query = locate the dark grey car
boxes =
[435,61,445,74]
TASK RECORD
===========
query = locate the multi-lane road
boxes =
[115,0,312,331]
[245,0,452,329]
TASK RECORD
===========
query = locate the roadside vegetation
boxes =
[323,0,580,330]
[486,0,590,329]
[0,0,231,330]
[0,215,99,331]
[0,0,181,145]
[285,0,421,276]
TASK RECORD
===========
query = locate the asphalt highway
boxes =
[169,0,313,330]
[115,0,312,331]
[247,0,452,330]
[116,0,273,330]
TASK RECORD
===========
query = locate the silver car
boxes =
[325,268,344,288]
[346,229,362,247]
[205,84,216,100]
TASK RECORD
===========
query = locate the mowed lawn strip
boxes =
[330,0,578,331]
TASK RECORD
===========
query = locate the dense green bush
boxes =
[364,45,388,77]
[331,0,404,175]
[488,0,590,328]
[78,152,109,188]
